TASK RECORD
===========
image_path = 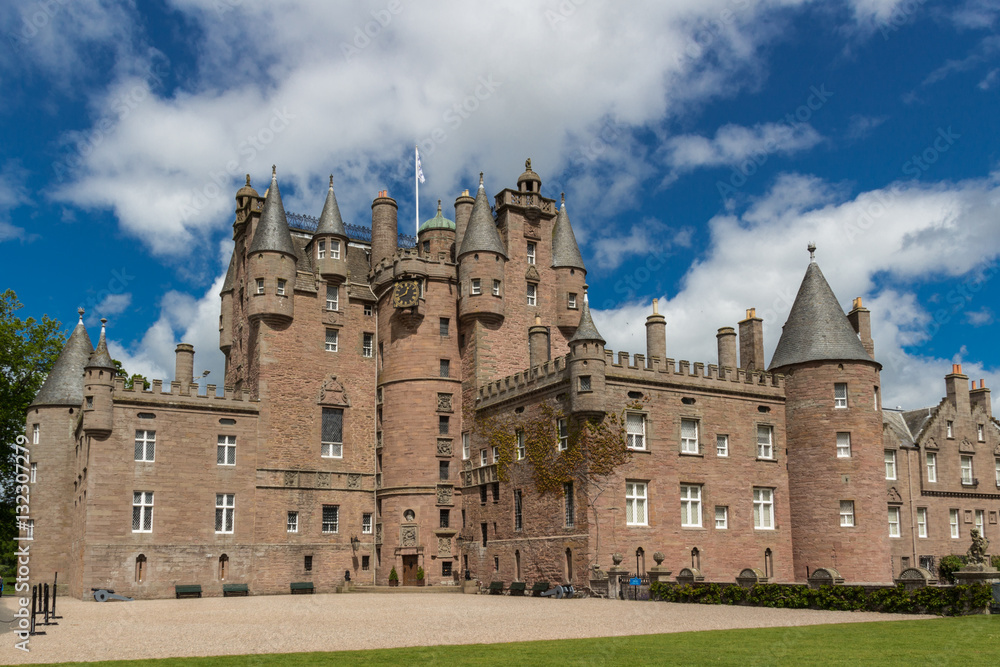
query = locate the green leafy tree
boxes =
[113,358,150,390]
[0,290,65,571]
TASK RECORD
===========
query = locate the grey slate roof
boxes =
[315,176,347,237]
[248,170,297,256]
[551,197,585,270]
[458,175,507,259]
[86,321,116,371]
[903,407,938,441]
[569,297,605,344]
[31,311,94,407]
[220,252,236,294]
[768,261,873,370]
[883,411,916,447]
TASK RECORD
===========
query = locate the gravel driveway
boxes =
[1,592,932,664]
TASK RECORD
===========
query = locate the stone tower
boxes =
[246,167,297,325]
[770,246,890,583]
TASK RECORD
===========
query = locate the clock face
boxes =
[392,280,420,308]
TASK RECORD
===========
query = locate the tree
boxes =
[0,290,65,562]
[113,358,150,390]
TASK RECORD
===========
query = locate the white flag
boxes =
[415,146,425,183]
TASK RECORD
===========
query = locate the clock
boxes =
[392,280,420,308]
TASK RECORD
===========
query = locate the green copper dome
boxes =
[419,200,455,232]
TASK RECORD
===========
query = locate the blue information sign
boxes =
[629,577,641,586]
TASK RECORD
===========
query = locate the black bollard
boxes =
[29,585,35,635]
[52,572,61,619]
[43,583,50,624]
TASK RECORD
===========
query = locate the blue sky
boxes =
[2,0,998,412]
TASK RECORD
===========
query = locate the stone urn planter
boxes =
[611,553,624,566]
[653,552,665,566]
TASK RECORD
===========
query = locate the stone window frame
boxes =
[977,423,985,442]
[836,432,851,458]
[462,432,470,460]
[926,452,937,483]
[317,239,325,259]
[884,449,897,480]
[470,278,482,295]
[321,407,344,459]
[514,489,523,531]
[526,282,537,307]
[134,430,156,462]
[215,493,235,534]
[364,303,374,317]
[960,454,974,485]
[556,417,569,451]
[563,481,575,528]
[680,483,701,527]
[716,434,729,457]
[916,507,928,538]
[755,423,775,460]
[839,500,855,527]
[132,491,153,533]
[325,328,339,352]
[516,430,526,460]
[946,420,954,438]
[950,508,960,538]
[362,512,373,534]
[626,412,646,451]
[888,506,901,538]
[526,242,536,265]
[680,418,700,455]
[567,292,577,310]
[255,278,264,295]
[321,504,339,534]
[627,480,648,526]
[492,279,501,297]
[217,435,236,466]
[276,279,286,296]
[287,511,298,533]
[834,382,848,408]
[753,487,774,530]
[714,505,728,530]
[331,239,341,260]
[32,423,39,445]
[362,333,374,358]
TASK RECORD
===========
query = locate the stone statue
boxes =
[967,528,990,566]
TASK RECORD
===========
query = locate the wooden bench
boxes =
[222,583,249,597]
[290,581,315,594]
[487,581,505,595]
[175,584,202,599]
[530,581,550,597]
[508,581,527,596]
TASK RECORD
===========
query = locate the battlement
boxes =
[605,349,784,394]
[476,356,569,409]
[112,376,258,410]
[370,248,457,289]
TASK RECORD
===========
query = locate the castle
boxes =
[24,160,998,598]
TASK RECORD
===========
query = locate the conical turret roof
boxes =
[315,175,347,237]
[248,167,297,256]
[552,194,585,270]
[458,174,507,258]
[220,252,236,294]
[86,319,116,371]
[31,309,94,407]
[769,254,873,370]
[569,293,605,344]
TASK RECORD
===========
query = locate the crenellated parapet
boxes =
[111,376,258,412]
[370,248,457,293]
[605,349,785,393]
[476,356,569,409]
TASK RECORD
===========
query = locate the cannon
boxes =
[92,588,133,602]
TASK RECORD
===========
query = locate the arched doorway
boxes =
[219,553,229,580]
[515,550,522,582]
[564,548,573,584]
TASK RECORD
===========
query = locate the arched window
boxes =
[565,548,573,584]
[636,547,646,575]
[219,553,229,581]
[515,550,522,582]
[764,548,773,579]
[691,547,700,570]
[135,554,146,583]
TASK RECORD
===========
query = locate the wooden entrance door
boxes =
[402,555,419,586]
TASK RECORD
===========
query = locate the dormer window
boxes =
[317,240,325,259]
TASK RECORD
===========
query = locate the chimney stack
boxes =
[847,297,875,359]
[945,364,970,415]
[645,299,666,364]
[717,326,737,372]
[371,190,398,269]
[454,189,475,254]
[970,378,991,419]
[175,343,195,390]
[738,308,765,371]
[528,315,550,368]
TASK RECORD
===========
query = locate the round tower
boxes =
[645,299,666,361]
[82,319,115,436]
[567,291,606,417]
[528,315,550,368]
[371,190,398,270]
[219,253,236,355]
[457,174,506,324]
[770,246,889,584]
[313,175,350,283]
[418,200,456,261]
[552,194,587,331]
[246,167,297,324]
[453,189,475,252]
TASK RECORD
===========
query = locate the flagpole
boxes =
[415,145,419,237]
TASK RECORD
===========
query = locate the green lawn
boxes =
[26,616,1000,666]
